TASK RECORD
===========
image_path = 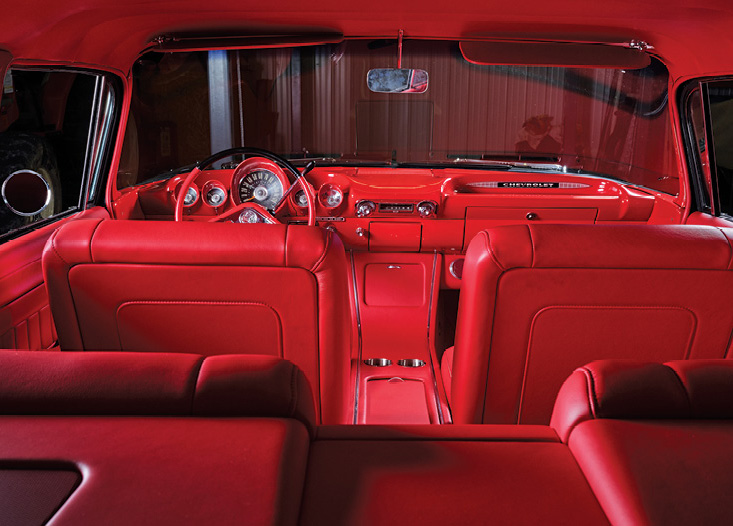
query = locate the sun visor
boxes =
[459,41,651,69]
[153,33,343,52]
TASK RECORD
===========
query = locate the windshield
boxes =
[119,40,677,194]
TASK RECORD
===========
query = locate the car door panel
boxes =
[0,206,110,349]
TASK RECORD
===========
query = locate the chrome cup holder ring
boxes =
[363,358,392,367]
[397,359,426,367]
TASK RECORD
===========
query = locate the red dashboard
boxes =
[116,164,683,262]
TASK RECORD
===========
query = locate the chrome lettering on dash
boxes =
[498,182,560,188]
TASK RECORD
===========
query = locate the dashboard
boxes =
[123,158,683,265]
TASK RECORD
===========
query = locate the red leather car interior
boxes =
[551,359,733,526]
[445,224,733,424]
[2,350,732,525]
[41,218,351,424]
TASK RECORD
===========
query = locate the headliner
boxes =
[1,0,732,80]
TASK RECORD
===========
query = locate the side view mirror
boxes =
[367,68,428,94]
[2,169,51,216]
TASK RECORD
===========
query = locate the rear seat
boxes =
[300,424,610,525]
[3,351,730,525]
[551,359,733,526]
[0,351,314,526]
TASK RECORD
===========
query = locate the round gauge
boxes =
[292,189,309,208]
[237,169,284,211]
[182,185,199,207]
[318,184,343,208]
[205,186,227,207]
[239,209,262,223]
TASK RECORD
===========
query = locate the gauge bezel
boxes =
[291,188,311,209]
[318,183,344,209]
[232,158,290,210]
[202,180,228,208]
[178,182,199,207]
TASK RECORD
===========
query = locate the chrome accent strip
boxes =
[79,76,102,209]
[79,75,116,209]
[350,250,363,424]
[426,250,445,424]
[87,80,116,205]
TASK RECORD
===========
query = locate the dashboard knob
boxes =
[356,227,368,238]
[526,212,537,220]
[417,200,437,218]
[355,200,376,217]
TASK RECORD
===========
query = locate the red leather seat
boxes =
[445,224,733,424]
[42,218,351,424]
[551,359,733,526]
[0,351,313,526]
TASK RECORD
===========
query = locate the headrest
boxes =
[0,351,315,428]
[551,359,733,442]
[44,218,335,270]
[468,224,733,271]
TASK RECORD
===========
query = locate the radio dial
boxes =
[355,200,376,217]
[417,201,437,218]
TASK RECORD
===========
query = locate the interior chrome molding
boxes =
[426,250,445,424]
[80,74,116,209]
[349,250,363,424]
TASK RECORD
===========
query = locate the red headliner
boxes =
[2,0,733,79]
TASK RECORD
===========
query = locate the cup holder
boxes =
[363,358,392,367]
[397,359,426,368]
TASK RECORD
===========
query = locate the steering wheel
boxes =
[174,147,316,226]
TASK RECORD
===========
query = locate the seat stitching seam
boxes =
[484,231,505,271]
[309,230,332,272]
[289,364,297,417]
[716,227,733,270]
[88,219,104,263]
[48,230,69,266]
[666,364,693,415]
[527,225,536,268]
[189,356,206,415]
[583,367,600,418]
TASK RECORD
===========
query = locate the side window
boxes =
[685,88,712,212]
[706,82,733,216]
[0,68,116,238]
[683,79,733,218]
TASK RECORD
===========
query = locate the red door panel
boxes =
[0,207,110,350]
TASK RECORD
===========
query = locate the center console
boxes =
[349,251,451,424]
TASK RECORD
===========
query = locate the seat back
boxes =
[550,359,733,526]
[449,224,733,424]
[42,218,351,424]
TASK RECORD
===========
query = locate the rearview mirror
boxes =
[367,68,428,93]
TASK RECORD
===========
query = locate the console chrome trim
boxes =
[350,250,363,424]
[426,250,445,424]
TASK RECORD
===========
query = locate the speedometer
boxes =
[237,169,284,211]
